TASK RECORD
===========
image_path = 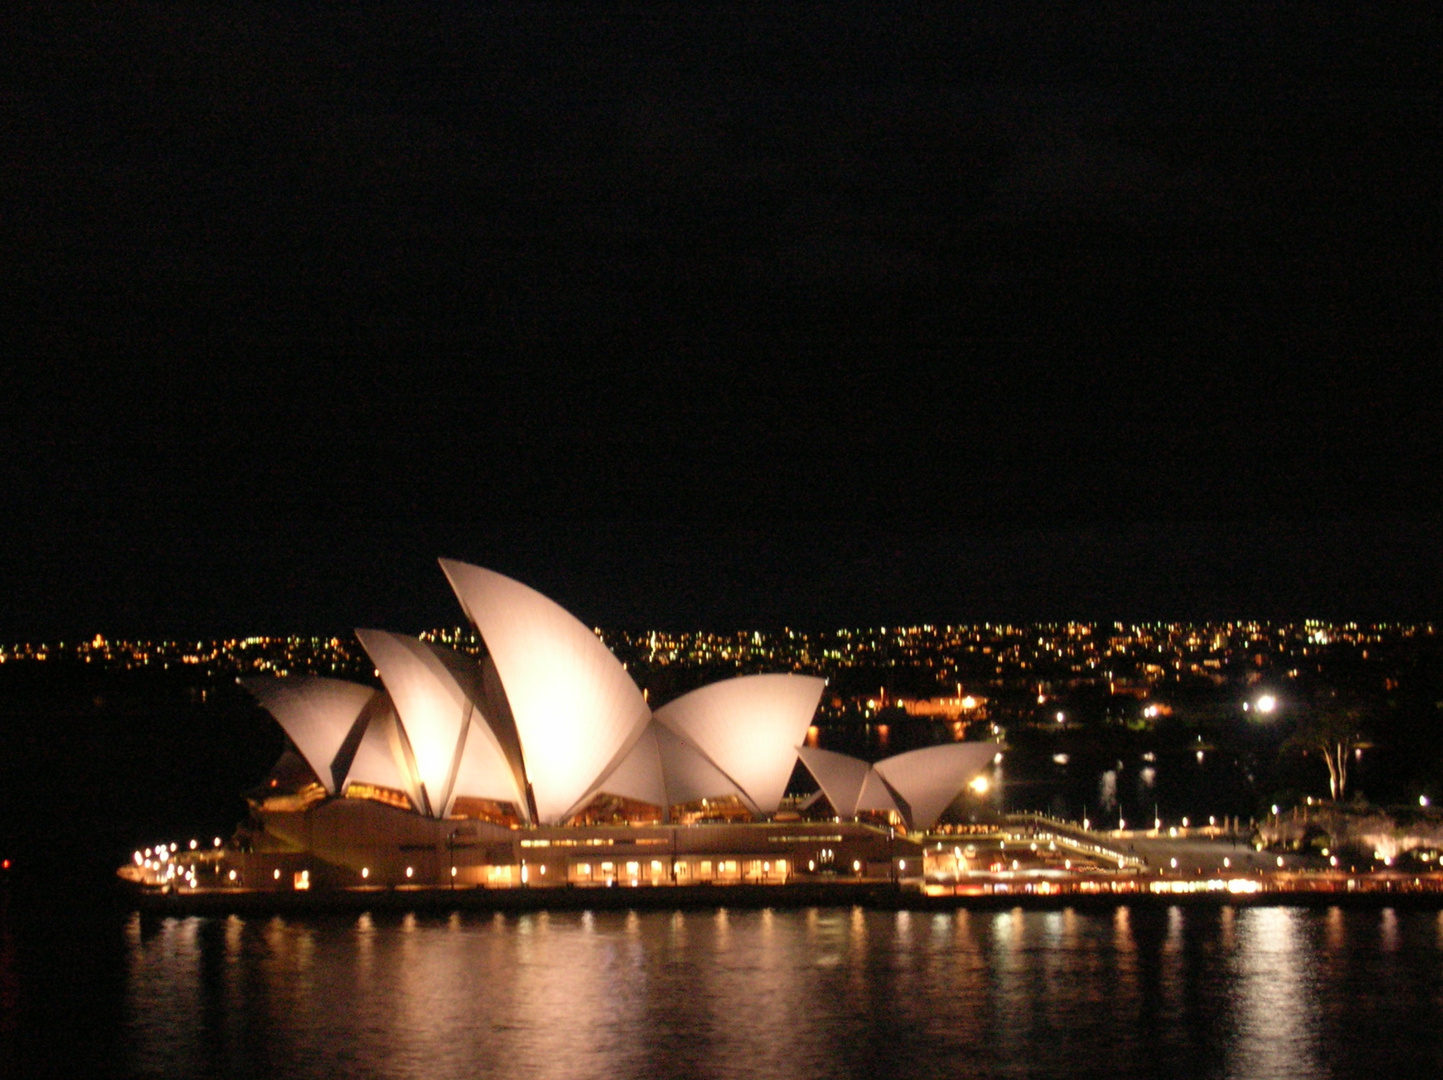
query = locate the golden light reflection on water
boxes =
[1226,907,1321,1079]
[116,904,1443,1080]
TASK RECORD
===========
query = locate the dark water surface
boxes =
[7,900,1443,1079]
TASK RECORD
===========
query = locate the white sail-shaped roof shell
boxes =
[440,560,652,824]
[583,721,747,814]
[585,722,669,809]
[448,717,530,819]
[873,742,999,831]
[356,629,528,819]
[344,693,425,810]
[654,723,747,807]
[796,746,872,817]
[240,676,375,794]
[654,674,824,816]
[855,769,901,816]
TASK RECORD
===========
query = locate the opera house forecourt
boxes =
[120,561,999,906]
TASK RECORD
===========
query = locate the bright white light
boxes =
[188,839,198,850]
[1421,795,1430,807]
[1055,711,1065,724]
[1256,694,1277,714]
[405,866,414,878]
[969,775,990,795]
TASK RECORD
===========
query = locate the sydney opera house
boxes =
[125,562,997,895]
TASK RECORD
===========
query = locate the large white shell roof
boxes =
[356,629,529,820]
[440,559,652,824]
[581,720,747,814]
[344,694,424,810]
[655,674,824,816]
[873,742,998,831]
[240,676,375,794]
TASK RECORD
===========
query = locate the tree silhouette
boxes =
[1284,690,1374,801]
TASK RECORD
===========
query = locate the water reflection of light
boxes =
[1325,906,1345,952]
[1226,907,1321,1078]
[1380,908,1399,952]
[126,902,1436,1080]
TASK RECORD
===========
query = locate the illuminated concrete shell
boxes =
[872,742,998,831]
[356,630,529,820]
[796,747,902,818]
[343,692,425,811]
[799,742,995,830]
[655,674,825,816]
[855,769,901,816]
[240,676,375,794]
[440,560,653,824]
[583,720,747,813]
[795,747,872,818]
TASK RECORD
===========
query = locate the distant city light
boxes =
[1255,694,1277,714]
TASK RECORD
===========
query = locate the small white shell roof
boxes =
[240,676,375,794]
[356,629,528,820]
[796,746,872,817]
[855,769,901,816]
[655,673,824,815]
[798,742,996,830]
[440,560,652,824]
[873,742,998,831]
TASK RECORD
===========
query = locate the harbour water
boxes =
[8,898,1443,1079]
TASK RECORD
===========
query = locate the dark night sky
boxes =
[3,2,1440,636]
